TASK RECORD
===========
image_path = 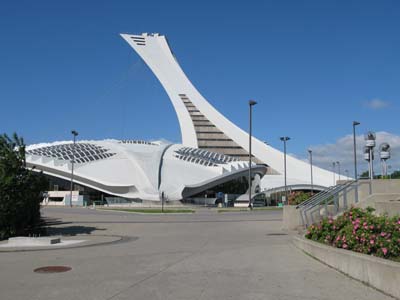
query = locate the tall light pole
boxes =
[332,162,336,185]
[353,121,360,179]
[280,136,290,205]
[336,161,341,181]
[379,143,391,178]
[248,100,257,209]
[69,130,78,207]
[308,149,314,195]
[364,131,376,182]
[353,121,360,202]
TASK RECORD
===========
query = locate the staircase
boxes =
[296,180,358,227]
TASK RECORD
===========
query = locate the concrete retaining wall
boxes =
[293,236,400,299]
[356,193,400,209]
[341,179,400,207]
[283,206,303,230]
[375,201,400,217]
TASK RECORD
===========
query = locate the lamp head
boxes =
[249,100,257,106]
[71,130,79,136]
[353,121,360,126]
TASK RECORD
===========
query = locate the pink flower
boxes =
[382,248,388,256]
[370,225,374,230]
[380,232,386,237]
[370,240,375,245]
[343,244,348,249]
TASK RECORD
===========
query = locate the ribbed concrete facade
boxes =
[178,94,263,164]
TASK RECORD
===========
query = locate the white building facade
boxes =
[26,140,266,202]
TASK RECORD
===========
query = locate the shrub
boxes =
[0,133,47,240]
[288,191,311,205]
[305,207,400,260]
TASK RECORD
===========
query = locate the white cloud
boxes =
[364,98,390,109]
[306,131,400,176]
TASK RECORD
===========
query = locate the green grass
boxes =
[217,207,283,213]
[100,208,195,214]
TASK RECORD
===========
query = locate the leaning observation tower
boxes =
[121,33,340,189]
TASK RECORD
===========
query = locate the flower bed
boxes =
[288,191,311,205]
[305,207,400,260]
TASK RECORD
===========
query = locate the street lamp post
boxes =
[308,149,314,195]
[364,132,376,181]
[280,137,290,205]
[248,100,257,209]
[336,161,341,181]
[353,121,360,202]
[69,130,79,207]
[161,191,165,213]
[332,162,336,185]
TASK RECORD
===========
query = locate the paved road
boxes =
[0,207,392,300]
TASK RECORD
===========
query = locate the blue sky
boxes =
[1,0,399,172]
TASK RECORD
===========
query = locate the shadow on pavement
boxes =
[41,217,72,226]
[46,225,106,236]
[40,217,106,236]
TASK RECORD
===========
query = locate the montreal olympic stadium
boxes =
[26,33,342,205]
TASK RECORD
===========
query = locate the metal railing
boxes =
[297,180,357,227]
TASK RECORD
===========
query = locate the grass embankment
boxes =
[101,208,195,214]
[217,207,283,213]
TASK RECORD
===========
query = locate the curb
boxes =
[293,235,400,299]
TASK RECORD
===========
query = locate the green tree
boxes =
[359,170,369,179]
[391,170,400,179]
[0,133,47,239]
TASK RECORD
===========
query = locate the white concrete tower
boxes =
[121,33,341,188]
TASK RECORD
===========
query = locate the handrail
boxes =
[296,185,336,209]
[298,180,357,227]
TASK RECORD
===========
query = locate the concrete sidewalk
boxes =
[0,207,392,300]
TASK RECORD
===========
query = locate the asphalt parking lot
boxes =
[0,207,391,300]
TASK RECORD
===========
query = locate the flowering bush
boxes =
[288,191,311,205]
[305,207,400,260]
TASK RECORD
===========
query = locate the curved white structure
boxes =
[121,33,343,188]
[26,140,266,201]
